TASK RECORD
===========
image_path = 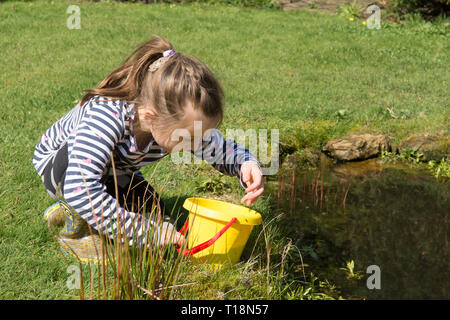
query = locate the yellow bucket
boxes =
[178,197,262,266]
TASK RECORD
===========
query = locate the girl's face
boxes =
[138,101,219,153]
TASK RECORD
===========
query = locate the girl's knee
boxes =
[46,188,58,201]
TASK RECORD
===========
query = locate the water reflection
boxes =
[272,157,449,299]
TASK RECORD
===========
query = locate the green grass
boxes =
[0,0,449,299]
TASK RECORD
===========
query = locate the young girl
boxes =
[33,36,264,248]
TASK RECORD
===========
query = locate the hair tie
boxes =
[163,49,176,58]
[148,49,176,72]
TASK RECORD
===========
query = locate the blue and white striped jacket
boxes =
[33,95,260,246]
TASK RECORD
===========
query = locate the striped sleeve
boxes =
[62,99,160,247]
[191,129,262,189]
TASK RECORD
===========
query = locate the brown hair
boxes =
[80,36,224,129]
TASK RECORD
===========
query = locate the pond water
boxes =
[269,156,449,299]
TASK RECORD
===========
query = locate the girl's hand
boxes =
[240,162,264,206]
[161,227,185,247]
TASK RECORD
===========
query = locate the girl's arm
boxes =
[191,128,262,189]
[62,98,161,247]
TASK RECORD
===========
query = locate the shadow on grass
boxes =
[162,194,191,230]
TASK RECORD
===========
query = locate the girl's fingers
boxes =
[240,163,264,206]
[240,194,249,204]
[161,228,185,246]
[245,168,263,193]
[241,165,252,187]
[175,233,185,247]
[247,187,264,201]
[241,186,264,205]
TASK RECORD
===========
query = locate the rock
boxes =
[282,147,323,169]
[302,147,322,166]
[322,134,392,161]
[398,133,449,162]
[296,147,323,167]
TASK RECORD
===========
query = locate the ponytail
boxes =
[79,35,224,129]
[80,36,173,107]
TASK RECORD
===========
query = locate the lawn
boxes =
[0,0,448,299]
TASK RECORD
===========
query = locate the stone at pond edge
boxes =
[322,134,392,161]
[398,133,449,162]
[282,147,323,169]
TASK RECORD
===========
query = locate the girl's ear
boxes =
[144,107,158,120]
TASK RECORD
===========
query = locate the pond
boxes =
[268,155,449,299]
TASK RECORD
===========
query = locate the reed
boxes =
[48,153,192,300]
[276,166,352,214]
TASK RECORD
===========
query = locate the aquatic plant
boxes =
[426,157,450,180]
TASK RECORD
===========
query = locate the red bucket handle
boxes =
[177,217,238,257]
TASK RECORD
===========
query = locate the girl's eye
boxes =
[177,136,190,145]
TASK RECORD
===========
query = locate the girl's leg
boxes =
[100,172,167,219]
[42,143,70,226]
[41,142,166,218]
[41,144,170,238]
[100,173,177,244]
[41,142,91,238]
[42,142,68,200]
